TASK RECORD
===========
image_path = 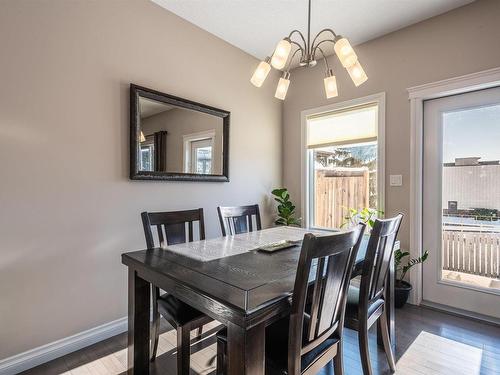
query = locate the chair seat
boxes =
[216,316,339,374]
[157,293,206,327]
[345,285,384,321]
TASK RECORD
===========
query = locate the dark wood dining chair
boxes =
[141,208,213,375]
[344,214,403,375]
[216,224,366,375]
[217,204,262,236]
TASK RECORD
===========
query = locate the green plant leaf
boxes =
[272,188,286,197]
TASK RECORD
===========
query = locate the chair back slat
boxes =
[164,222,187,245]
[287,224,365,374]
[188,221,194,242]
[317,249,350,335]
[141,208,205,248]
[307,257,325,341]
[156,225,165,248]
[361,214,403,304]
[217,205,261,236]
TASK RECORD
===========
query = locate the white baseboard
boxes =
[0,317,127,375]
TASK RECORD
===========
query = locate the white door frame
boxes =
[407,66,500,305]
[300,92,386,229]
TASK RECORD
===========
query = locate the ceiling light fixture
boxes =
[251,0,368,100]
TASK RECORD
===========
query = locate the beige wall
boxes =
[142,108,224,174]
[283,0,500,251]
[0,0,281,359]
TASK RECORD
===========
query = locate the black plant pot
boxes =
[395,280,412,308]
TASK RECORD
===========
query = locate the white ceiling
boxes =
[140,97,175,118]
[152,0,473,60]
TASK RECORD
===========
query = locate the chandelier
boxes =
[250,0,368,100]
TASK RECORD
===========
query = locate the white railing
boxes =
[442,230,500,278]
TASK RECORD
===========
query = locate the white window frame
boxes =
[408,66,500,306]
[182,130,216,174]
[300,92,386,230]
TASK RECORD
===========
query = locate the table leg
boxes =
[227,321,266,375]
[378,253,395,350]
[127,269,150,375]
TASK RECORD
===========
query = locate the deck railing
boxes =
[442,229,500,278]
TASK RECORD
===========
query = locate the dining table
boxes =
[122,226,398,375]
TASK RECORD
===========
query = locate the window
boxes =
[183,130,216,174]
[303,96,384,230]
[140,135,154,171]
[190,139,213,174]
[140,145,154,171]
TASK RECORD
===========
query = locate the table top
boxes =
[123,227,372,315]
[160,226,331,261]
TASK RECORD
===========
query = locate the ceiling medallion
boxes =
[250,0,368,100]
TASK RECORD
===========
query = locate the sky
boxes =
[443,104,500,163]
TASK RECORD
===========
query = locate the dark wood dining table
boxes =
[122,226,397,375]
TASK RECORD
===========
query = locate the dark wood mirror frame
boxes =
[130,84,230,182]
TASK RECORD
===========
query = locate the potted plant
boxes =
[271,188,301,226]
[394,249,429,308]
[341,207,383,230]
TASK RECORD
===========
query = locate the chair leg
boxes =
[333,340,344,375]
[216,337,226,375]
[358,323,373,375]
[150,291,160,361]
[177,325,191,375]
[379,310,396,372]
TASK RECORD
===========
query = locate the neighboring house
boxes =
[442,157,500,213]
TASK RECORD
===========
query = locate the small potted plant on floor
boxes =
[271,188,301,226]
[394,249,429,308]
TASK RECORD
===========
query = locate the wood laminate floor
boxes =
[19,305,500,375]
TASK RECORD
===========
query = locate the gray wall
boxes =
[282,0,500,252]
[0,0,281,359]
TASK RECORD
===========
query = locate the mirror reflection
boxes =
[138,97,224,175]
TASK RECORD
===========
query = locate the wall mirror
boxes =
[130,84,230,181]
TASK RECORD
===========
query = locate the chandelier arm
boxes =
[284,47,304,72]
[316,47,331,75]
[288,30,307,50]
[311,29,337,51]
[311,39,336,60]
[289,40,305,58]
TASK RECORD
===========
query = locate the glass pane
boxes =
[311,141,377,229]
[441,104,500,290]
[195,146,212,174]
[140,145,153,171]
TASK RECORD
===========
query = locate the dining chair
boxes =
[217,204,262,236]
[216,224,366,375]
[344,214,403,375]
[141,208,213,375]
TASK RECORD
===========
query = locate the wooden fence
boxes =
[442,230,500,278]
[314,168,369,229]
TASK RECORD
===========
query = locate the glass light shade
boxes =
[140,131,146,142]
[250,60,271,87]
[347,61,368,86]
[274,77,290,100]
[324,75,338,99]
[334,37,358,68]
[271,39,291,69]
